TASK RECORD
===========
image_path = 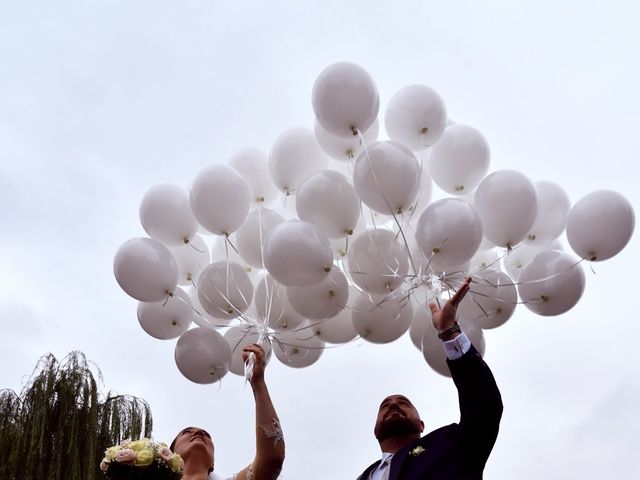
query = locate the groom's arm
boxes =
[430,278,503,471]
[447,340,502,471]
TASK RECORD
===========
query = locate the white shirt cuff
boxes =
[441,332,471,360]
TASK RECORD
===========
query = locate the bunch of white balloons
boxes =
[114,62,635,382]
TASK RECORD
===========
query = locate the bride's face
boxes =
[172,426,215,468]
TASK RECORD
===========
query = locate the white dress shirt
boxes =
[369,452,394,480]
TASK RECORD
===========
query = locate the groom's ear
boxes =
[420,420,425,433]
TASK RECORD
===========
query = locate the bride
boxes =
[171,344,285,480]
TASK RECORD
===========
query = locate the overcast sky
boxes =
[1,1,639,479]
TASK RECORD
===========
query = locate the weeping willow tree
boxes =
[0,351,153,480]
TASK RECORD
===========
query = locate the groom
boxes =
[357,277,503,480]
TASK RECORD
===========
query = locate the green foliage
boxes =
[0,351,153,480]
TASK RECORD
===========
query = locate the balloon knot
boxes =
[421,127,429,134]
[324,266,331,272]
[540,294,549,302]
[528,234,536,241]
[345,228,353,235]
[454,185,464,191]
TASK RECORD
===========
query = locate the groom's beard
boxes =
[375,416,422,441]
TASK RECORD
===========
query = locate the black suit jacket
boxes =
[357,345,503,480]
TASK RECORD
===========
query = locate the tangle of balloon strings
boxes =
[171,149,590,378]
[353,130,590,318]
[244,207,274,382]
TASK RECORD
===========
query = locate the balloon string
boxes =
[188,241,205,254]
[349,130,416,292]
[357,129,420,278]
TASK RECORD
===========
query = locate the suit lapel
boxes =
[357,459,381,480]
[388,444,412,480]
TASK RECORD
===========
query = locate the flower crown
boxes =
[100,438,184,480]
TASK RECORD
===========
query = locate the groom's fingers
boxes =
[450,277,472,308]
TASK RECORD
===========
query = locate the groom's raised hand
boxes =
[429,276,472,334]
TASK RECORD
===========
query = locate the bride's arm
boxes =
[235,344,285,480]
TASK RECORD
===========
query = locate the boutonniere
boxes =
[409,446,425,457]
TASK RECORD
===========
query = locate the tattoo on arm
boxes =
[260,417,284,448]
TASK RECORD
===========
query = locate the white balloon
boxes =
[287,268,349,319]
[263,220,333,287]
[406,158,433,217]
[353,141,421,215]
[309,306,359,344]
[409,303,433,351]
[385,84,447,150]
[312,61,379,137]
[474,169,538,248]
[525,181,571,246]
[429,124,490,195]
[468,248,500,276]
[170,234,211,286]
[404,231,430,278]
[229,148,279,206]
[224,327,272,376]
[137,287,194,340]
[190,164,251,235]
[273,330,325,368]
[269,126,329,195]
[254,275,305,331]
[347,228,409,295]
[518,250,585,316]
[351,291,413,343]
[415,198,483,268]
[139,184,199,246]
[459,271,517,329]
[174,327,231,384]
[296,170,360,238]
[114,237,178,302]
[236,208,285,269]
[329,216,366,260]
[197,261,253,320]
[314,118,379,161]
[502,239,563,281]
[188,286,224,329]
[566,190,635,262]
